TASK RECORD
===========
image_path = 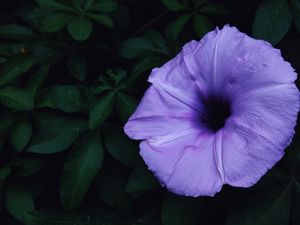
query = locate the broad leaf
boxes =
[253,0,293,45]
[167,13,192,39]
[125,162,158,193]
[198,3,231,15]
[26,113,88,154]
[66,54,87,81]
[162,0,187,11]
[89,92,115,130]
[67,16,93,41]
[96,167,132,213]
[226,184,293,225]
[193,14,213,38]
[291,0,300,32]
[26,65,50,98]
[14,157,45,177]
[89,0,118,12]
[35,0,75,12]
[162,193,202,225]
[0,25,37,40]
[103,123,139,167]
[9,117,33,152]
[5,186,35,224]
[0,55,34,86]
[0,86,34,111]
[60,131,104,209]
[87,13,114,28]
[51,85,86,113]
[116,92,138,122]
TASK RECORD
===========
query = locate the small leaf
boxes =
[60,131,104,209]
[226,184,293,225]
[0,25,37,40]
[193,14,214,38]
[253,0,293,45]
[103,123,139,167]
[162,193,202,225]
[26,65,50,98]
[27,208,128,225]
[198,3,231,15]
[291,0,300,32]
[120,38,166,59]
[67,16,93,41]
[66,54,87,81]
[35,0,75,12]
[167,13,192,39]
[96,167,132,213]
[14,157,45,177]
[5,186,35,224]
[9,117,33,152]
[116,92,138,122]
[38,12,71,33]
[89,92,115,130]
[87,13,114,28]
[162,0,187,11]
[26,113,88,154]
[0,167,11,186]
[0,86,34,111]
[89,0,118,12]
[51,85,85,113]
[0,55,34,86]
[125,162,159,193]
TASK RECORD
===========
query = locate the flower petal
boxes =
[124,86,204,140]
[183,25,297,97]
[140,132,223,197]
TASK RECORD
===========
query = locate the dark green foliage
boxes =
[0,0,299,225]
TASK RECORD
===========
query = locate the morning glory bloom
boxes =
[124,25,299,197]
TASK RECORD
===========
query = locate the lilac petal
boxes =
[183,25,297,97]
[124,85,205,140]
[140,132,223,197]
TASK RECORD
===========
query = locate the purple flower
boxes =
[124,25,300,197]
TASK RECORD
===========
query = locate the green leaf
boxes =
[291,0,300,32]
[162,193,202,225]
[89,92,115,130]
[27,208,128,225]
[5,186,35,224]
[198,3,231,15]
[162,0,187,11]
[0,25,37,40]
[35,0,75,12]
[96,168,132,213]
[116,92,138,122]
[87,13,114,28]
[51,85,86,113]
[193,14,213,38]
[26,65,50,98]
[119,38,166,59]
[89,0,118,12]
[67,16,93,41]
[26,113,88,154]
[103,123,139,167]
[60,131,104,209]
[9,117,33,152]
[0,115,14,132]
[0,167,11,186]
[14,157,45,177]
[130,57,166,81]
[38,12,71,32]
[0,55,34,86]
[0,86,34,111]
[226,184,293,225]
[167,13,192,39]
[66,54,87,81]
[253,0,293,45]
[125,162,158,193]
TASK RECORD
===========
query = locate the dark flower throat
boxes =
[200,95,232,132]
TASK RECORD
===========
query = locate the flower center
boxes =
[200,95,231,132]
